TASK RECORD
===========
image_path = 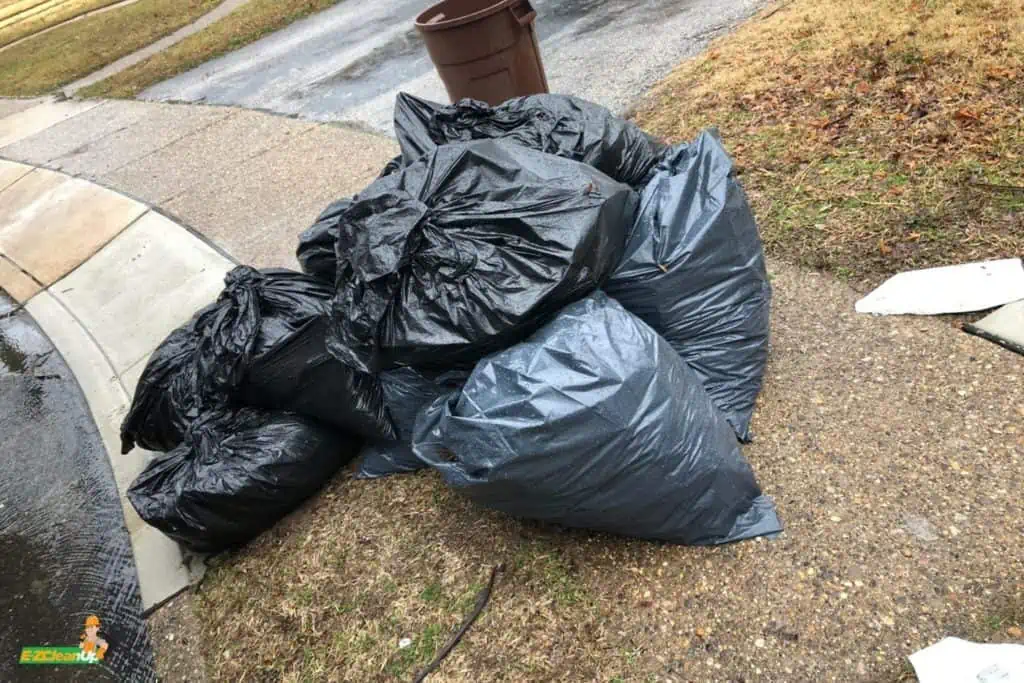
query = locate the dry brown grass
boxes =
[0,0,220,96]
[78,0,346,99]
[635,0,1024,288]
[0,0,126,49]
[194,472,641,682]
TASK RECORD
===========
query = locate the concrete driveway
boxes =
[140,0,765,132]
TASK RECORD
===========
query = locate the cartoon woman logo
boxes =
[79,615,108,662]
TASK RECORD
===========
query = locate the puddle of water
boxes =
[0,293,156,682]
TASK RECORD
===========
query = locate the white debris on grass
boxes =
[855,258,1024,315]
[909,637,1024,682]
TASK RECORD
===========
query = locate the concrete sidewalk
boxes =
[0,96,397,613]
[0,98,397,269]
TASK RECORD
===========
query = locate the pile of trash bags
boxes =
[125,93,781,553]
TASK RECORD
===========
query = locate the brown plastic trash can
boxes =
[415,0,549,106]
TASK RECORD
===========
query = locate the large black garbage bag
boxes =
[327,139,636,373]
[128,407,358,553]
[414,293,781,545]
[296,198,350,283]
[120,308,215,454]
[194,266,395,439]
[393,92,666,188]
[605,130,771,442]
[356,368,467,479]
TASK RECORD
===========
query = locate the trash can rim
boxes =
[415,0,522,32]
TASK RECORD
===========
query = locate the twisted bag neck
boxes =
[194,266,264,395]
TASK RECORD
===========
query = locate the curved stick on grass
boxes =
[412,563,505,683]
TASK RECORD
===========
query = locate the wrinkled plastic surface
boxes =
[394,92,665,187]
[414,293,781,545]
[120,311,211,454]
[605,131,771,441]
[357,368,467,479]
[327,139,636,373]
[195,266,394,439]
[128,407,358,553]
[296,198,350,283]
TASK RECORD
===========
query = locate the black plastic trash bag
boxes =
[327,139,636,373]
[393,92,666,187]
[128,407,358,553]
[356,368,467,479]
[605,130,771,442]
[194,266,395,439]
[296,198,350,283]
[120,310,213,454]
[414,293,781,545]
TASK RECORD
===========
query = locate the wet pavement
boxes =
[141,0,765,131]
[0,293,155,682]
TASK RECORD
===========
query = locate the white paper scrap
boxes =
[909,637,1024,683]
[855,258,1024,315]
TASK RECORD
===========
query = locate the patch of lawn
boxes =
[634,0,1024,288]
[192,472,618,682]
[0,0,127,49]
[79,0,346,99]
[0,0,221,96]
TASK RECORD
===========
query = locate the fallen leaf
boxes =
[954,108,980,122]
[1008,626,1023,639]
[905,232,921,241]
[985,66,1015,80]
[855,81,871,95]
[879,239,892,255]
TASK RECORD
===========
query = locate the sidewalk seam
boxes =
[10,101,139,165]
[42,287,131,396]
[98,108,240,179]
[0,162,32,193]
[42,217,152,394]
[3,203,150,298]
[0,154,240,265]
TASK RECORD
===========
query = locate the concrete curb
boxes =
[0,157,234,611]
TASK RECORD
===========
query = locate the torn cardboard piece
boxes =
[855,258,1024,315]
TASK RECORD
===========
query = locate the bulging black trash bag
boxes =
[194,266,395,439]
[356,368,467,479]
[120,308,215,454]
[128,407,358,553]
[605,130,771,442]
[393,92,666,187]
[327,139,636,373]
[414,293,781,545]
[297,198,350,283]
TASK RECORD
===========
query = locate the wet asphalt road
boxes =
[141,0,765,132]
[0,293,154,682]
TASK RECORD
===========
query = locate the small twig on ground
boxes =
[412,563,505,683]
[969,182,1024,194]
[822,111,853,130]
